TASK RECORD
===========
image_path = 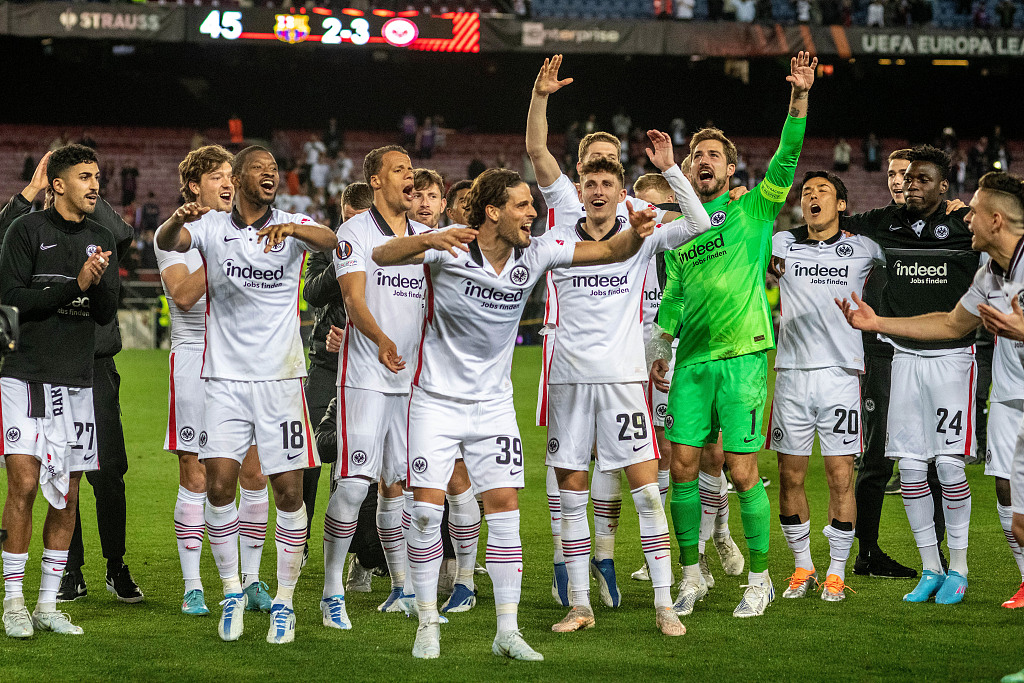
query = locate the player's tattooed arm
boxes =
[155,202,208,252]
[836,292,979,340]
[979,298,1024,342]
[338,271,406,373]
[527,54,574,188]
[258,221,336,253]
[786,51,817,119]
[571,200,655,266]
[372,227,478,266]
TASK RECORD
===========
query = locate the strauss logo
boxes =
[60,9,78,30]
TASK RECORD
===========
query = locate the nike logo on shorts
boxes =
[287,452,302,460]
[632,444,645,452]
[945,439,963,445]
[843,437,857,445]
[510,468,523,476]
[743,436,757,444]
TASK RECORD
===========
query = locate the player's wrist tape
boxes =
[645,323,673,373]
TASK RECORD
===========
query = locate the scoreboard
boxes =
[188,7,480,52]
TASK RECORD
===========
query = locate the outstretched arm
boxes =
[372,227,479,266]
[155,202,209,253]
[786,50,817,119]
[836,291,979,341]
[526,55,574,189]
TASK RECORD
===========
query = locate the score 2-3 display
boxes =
[189,7,479,52]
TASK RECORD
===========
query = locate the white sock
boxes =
[546,467,563,563]
[559,489,591,608]
[937,459,971,577]
[238,486,269,588]
[486,509,523,634]
[632,483,672,608]
[714,473,731,540]
[658,468,671,508]
[323,478,366,598]
[998,503,1024,581]
[2,551,28,604]
[274,506,306,608]
[37,548,68,612]
[205,499,242,596]
[376,493,407,591]
[175,486,206,593]
[447,488,481,591]
[900,462,943,574]
[408,501,445,621]
[698,470,719,556]
[591,467,621,561]
[780,516,813,571]
[823,521,855,581]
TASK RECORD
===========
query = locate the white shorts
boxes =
[767,367,862,456]
[1013,422,1024,515]
[336,386,408,486]
[201,378,319,475]
[0,377,97,473]
[650,362,674,429]
[886,349,977,463]
[545,382,658,472]
[164,345,206,454]
[987,399,1023,480]
[407,387,524,494]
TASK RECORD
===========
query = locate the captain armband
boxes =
[759,179,791,204]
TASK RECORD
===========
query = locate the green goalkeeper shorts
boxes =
[665,351,768,453]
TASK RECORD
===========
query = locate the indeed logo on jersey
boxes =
[463,279,523,311]
[571,273,629,297]
[790,262,849,285]
[224,259,285,289]
[679,234,726,266]
[893,260,948,285]
[375,269,424,298]
[58,295,91,318]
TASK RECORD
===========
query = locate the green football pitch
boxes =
[1,347,1022,682]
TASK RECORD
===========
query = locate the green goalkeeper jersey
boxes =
[658,115,806,368]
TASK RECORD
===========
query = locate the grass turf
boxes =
[1,346,1022,681]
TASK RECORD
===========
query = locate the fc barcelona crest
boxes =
[275,15,310,44]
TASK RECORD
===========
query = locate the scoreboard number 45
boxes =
[199,10,243,40]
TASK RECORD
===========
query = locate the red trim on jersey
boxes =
[412,265,433,388]
[642,383,661,460]
[297,251,308,315]
[548,208,555,229]
[168,352,178,451]
[0,380,5,457]
[200,253,210,377]
[538,273,555,427]
[640,271,647,324]
[339,323,352,477]
[763,398,775,451]
[964,361,976,457]
[539,278,560,426]
[298,378,317,467]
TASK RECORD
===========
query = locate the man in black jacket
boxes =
[0,148,144,604]
[1,144,118,637]
[301,182,372,551]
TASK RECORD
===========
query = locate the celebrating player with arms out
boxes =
[651,51,816,618]
[528,54,677,602]
[769,171,885,601]
[372,168,658,660]
[530,123,710,635]
[157,146,338,644]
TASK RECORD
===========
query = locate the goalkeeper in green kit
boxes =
[649,51,817,618]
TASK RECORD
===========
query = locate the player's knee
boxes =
[1012,515,1024,544]
[934,458,967,485]
[410,501,443,533]
[995,477,1012,507]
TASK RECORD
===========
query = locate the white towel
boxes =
[36,385,74,510]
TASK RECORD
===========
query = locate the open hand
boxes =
[534,54,574,97]
[834,291,878,331]
[645,130,675,172]
[378,336,406,374]
[428,227,479,257]
[787,50,817,94]
[626,200,656,238]
[978,298,1024,342]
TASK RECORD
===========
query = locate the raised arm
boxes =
[155,202,209,253]
[526,55,574,189]
[372,227,478,267]
[786,50,816,119]
[836,291,979,341]
[257,220,337,253]
[571,201,655,267]
[645,130,711,239]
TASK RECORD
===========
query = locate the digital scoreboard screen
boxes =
[188,7,479,52]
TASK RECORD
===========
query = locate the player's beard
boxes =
[243,180,276,208]
[695,174,728,202]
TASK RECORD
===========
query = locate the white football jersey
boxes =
[642,256,663,341]
[154,227,206,349]
[187,207,319,381]
[334,207,430,394]
[960,245,1024,401]
[539,173,668,225]
[415,234,575,401]
[544,215,709,385]
[773,229,885,371]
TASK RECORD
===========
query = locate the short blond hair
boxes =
[579,132,621,163]
[633,173,673,200]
